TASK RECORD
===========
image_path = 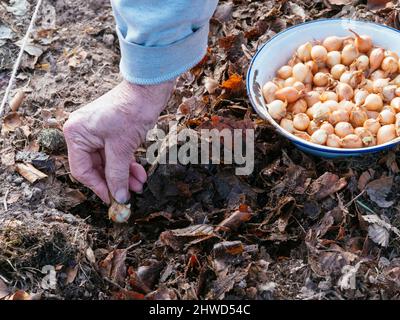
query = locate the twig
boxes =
[0,0,43,122]
[3,189,9,211]
[345,189,366,208]
[355,200,375,214]
[125,240,142,251]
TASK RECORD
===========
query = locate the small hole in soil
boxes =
[70,200,110,228]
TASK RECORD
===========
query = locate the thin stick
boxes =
[3,189,9,211]
[0,0,43,121]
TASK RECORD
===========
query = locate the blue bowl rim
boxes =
[246,18,400,155]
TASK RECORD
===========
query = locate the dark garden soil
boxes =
[1,0,400,300]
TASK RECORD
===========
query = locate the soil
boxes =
[1,0,400,300]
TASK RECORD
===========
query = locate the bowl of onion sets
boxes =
[247,19,400,157]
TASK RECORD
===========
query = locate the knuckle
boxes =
[63,119,80,138]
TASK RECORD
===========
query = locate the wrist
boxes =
[121,78,175,113]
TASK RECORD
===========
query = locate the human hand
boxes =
[63,79,175,204]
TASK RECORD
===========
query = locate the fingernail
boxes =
[115,189,130,204]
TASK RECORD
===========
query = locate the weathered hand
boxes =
[63,79,175,204]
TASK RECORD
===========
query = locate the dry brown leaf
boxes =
[63,188,86,208]
[358,169,374,191]
[218,33,245,63]
[2,112,22,133]
[15,163,48,183]
[0,279,10,299]
[10,90,25,112]
[327,0,354,5]
[207,267,250,299]
[160,224,215,251]
[99,249,127,285]
[366,176,394,208]
[309,172,347,200]
[221,73,244,92]
[216,205,253,232]
[65,264,79,285]
[6,191,21,205]
[367,0,392,10]
[112,289,146,300]
[6,290,31,300]
[85,247,96,264]
[362,214,400,247]
[128,260,165,294]
[1,150,15,167]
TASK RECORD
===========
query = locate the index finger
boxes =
[67,143,110,204]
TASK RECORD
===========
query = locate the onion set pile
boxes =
[262,30,400,148]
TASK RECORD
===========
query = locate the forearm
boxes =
[111,0,218,85]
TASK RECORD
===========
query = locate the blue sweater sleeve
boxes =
[110,0,218,85]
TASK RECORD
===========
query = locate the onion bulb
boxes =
[329,109,350,125]
[362,93,383,111]
[294,131,311,141]
[311,129,328,145]
[320,91,338,102]
[304,91,321,107]
[349,30,372,53]
[338,100,355,113]
[354,127,376,146]
[289,98,308,114]
[331,64,347,80]
[396,117,400,136]
[335,122,354,138]
[305,60,318,74]
[284,77,296,87]
[377,124,396,144]
[336,83,354,101]
[381,56,398,74]
[382,85,397,102]
[354,55,369,71]
[277,65,293,79]
[327,134,342,148]
[108,199,131,223]
[307,120,319,135]
[275,87,300,103]
[370,69,386,81]
[341,43,359,66]
[366,110,380,119]
[342,134,363,148]
[372,78,390,94]
[293,81,305,91]
[354,89,369,106]
[280,118,295,133]
[262,81,278,104]
[349,107,368,128]
[312,102,331,123]
[293,113,310,131]
[326,51,341,67]
[378,109,396,125]
[267,100,287,121]
[313,72,329,86]
[390,97,400,111]
[311,45,328,63]
[369,47,385,72]
[363,118,381,135]
[297,42,312,62]
[322,36,344,52]
[292,63,309,82]
[320,122,335,135]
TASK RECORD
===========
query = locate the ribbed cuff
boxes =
[116,24,209,85]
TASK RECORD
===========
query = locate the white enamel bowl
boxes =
[247,19,400,158]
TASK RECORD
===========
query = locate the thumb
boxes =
[104,142,132,203]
